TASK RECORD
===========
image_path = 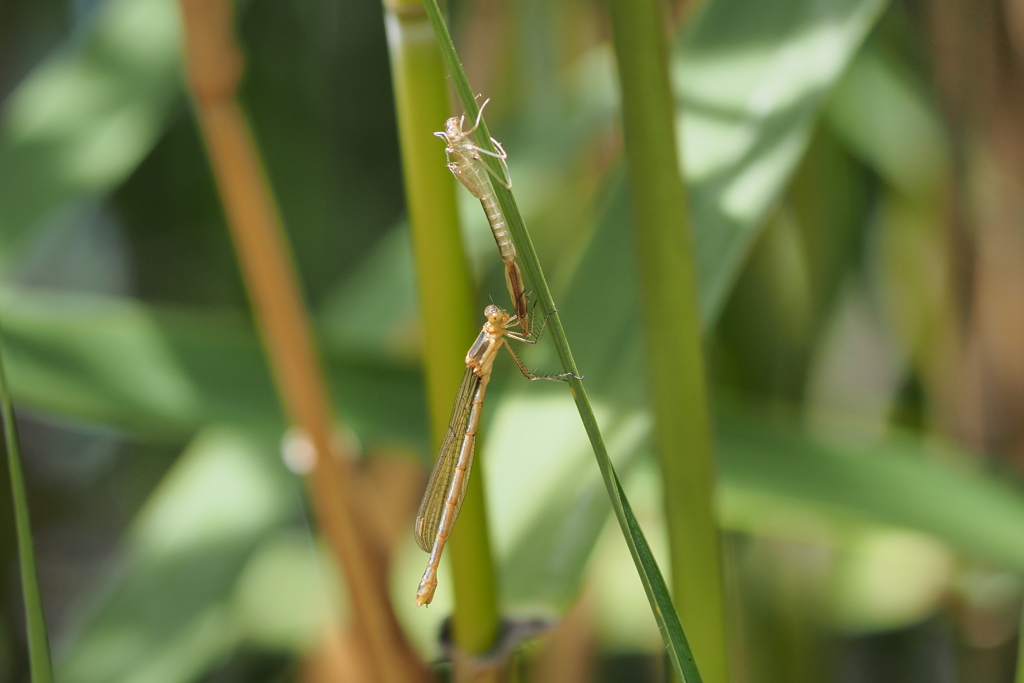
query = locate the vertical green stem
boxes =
[0,327,54,683]
[606,1,729,681]
[1016,609,1024,683]
[384,0,501,660]
[419,2,705,679]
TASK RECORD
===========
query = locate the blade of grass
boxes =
[176,2,426,681]
[1017,610,1024,683]
[0,323,53,683]
[420,1,702,680]
[383,0,502,663]
[606,0,727,681]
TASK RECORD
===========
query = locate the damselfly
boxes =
[414,304,570,606]
[435,101,529,334]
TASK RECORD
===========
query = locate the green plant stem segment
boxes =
[0,326,54,683]
[384,0,502,659]
[606,0,729,681]
[1017,609,1024,683]
[419,1,703,680]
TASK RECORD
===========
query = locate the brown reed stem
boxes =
[176,2,428,681]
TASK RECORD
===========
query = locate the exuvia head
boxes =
[436,98,492,143]
[438,116,463,141]
[434,117,462,143]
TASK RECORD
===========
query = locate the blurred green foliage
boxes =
[1,0,1022,681]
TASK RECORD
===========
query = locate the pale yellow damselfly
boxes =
[435,101,529,334]
[414,304,571,606]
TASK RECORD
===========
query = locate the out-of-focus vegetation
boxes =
[1,0,1023,681]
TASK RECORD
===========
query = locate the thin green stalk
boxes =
[420,1,703,680]
[1017,609,1024,683]
[384,0,501,661]
[0,326,54,683]
[606,0,728,682]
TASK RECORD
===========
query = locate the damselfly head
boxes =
[483,304,508,328]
